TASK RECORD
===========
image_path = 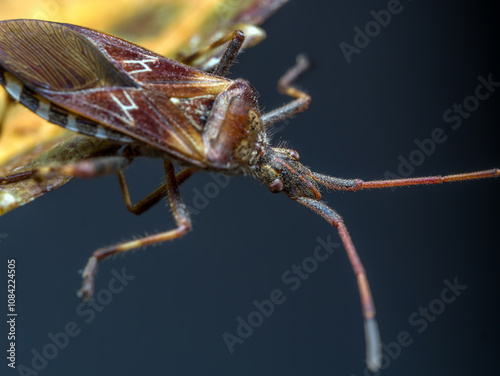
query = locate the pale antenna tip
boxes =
[364,318,382,372]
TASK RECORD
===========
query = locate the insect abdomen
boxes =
[0,68,133,143]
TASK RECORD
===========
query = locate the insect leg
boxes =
[212,30,245,76]
[261,55,311,128]
[118,166,199,215]
[312,169,500,191]
[79,160,192,301]
[180,30,245,76]
[0,156,131,184]
[294,196,381,372]
[0,171,35,184]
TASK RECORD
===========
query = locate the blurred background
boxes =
[1,1,499,375]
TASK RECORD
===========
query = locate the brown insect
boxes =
[0,19,498,371]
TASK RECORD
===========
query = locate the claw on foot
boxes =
[77,257,97,301]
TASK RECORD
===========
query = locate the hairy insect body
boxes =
[1,19,498,373]
[0,20,267,174]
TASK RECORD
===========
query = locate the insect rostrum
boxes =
[0,19,498,371]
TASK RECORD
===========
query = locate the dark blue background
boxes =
[1,1,499,375]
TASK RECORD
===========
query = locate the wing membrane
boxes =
[0,20,134,91]
[68,23,232,95]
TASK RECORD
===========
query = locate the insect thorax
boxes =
[203,79,268,174]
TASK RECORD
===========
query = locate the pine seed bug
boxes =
[0,19,498,371]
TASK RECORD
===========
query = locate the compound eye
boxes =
[289,149,300,161]
[268,178,284,193]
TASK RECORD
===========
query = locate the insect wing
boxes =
[66,23,232,95]
[0,20,231,166]
[0,1,289,216]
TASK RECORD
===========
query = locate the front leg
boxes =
[79,160,192,300]
[117,166,199,216]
